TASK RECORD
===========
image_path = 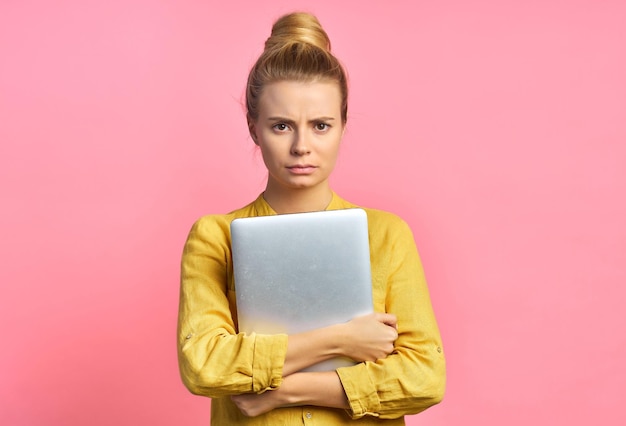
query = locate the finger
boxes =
[375,312,398,328]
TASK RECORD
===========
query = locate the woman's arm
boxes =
[178,216,288,397]
[336,215,446,419]
[282,312,398,376]
[230,313,400,416]
[231,371,349,416]
[229,309,407,416]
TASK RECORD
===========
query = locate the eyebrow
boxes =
[266,116,337,123]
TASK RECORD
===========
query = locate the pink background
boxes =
[1,0,625,424]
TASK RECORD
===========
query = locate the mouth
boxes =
[287,164,317,174]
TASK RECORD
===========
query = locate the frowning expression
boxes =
[249,80,345,193]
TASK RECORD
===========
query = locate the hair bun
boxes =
[246,11,348,123]
[265,12,331,52]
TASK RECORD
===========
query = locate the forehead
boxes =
[258,80,342,117]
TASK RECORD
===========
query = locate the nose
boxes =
[291,131,311,156]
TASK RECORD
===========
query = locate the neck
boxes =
[263,184,333,214]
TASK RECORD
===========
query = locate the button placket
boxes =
[302,408,314,423]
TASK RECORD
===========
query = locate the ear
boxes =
[247,115,259,145]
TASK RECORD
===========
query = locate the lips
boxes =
[287,164,317,175]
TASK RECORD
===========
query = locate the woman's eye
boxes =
[315,123,330,131]
[273,123,290,132]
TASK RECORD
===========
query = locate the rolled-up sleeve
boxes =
[337,213,446,419]
[177,215,288,398]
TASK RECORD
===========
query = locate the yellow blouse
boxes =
[177,193,446,425]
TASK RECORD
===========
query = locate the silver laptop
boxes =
[231,208,373,372]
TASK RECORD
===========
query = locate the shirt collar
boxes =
[251,191,356,216]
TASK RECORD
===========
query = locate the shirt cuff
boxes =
[251,333,288,393]
[336,363,381,419]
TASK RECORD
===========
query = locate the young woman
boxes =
[177,12,446,425]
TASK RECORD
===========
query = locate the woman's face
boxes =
[249,80,345,195]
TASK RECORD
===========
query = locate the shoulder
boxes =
[362,208,415,247]
[362,207,407,227]
[186,200,259,241]
[333,194,414,238]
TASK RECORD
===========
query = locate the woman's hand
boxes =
[231,390,283,417]
[339,312,398,362]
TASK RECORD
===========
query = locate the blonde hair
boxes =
[246,12,349,124]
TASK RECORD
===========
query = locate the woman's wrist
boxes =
[329,321,350,358]
[279,371,350,409]
[284,322,350,375]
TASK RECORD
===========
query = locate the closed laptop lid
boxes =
[230,208,373,371]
